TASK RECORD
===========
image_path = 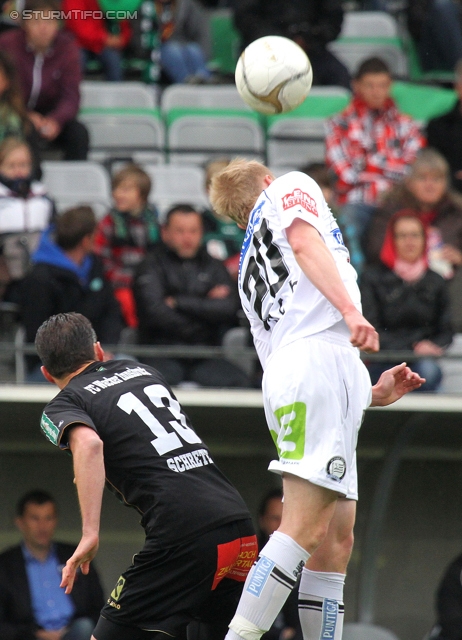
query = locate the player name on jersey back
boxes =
[83,366,152,394]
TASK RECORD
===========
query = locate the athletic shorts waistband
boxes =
[309,325,356,349]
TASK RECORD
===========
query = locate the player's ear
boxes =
[263,174,274,186]
[41,366,56,385]
[94,342,105,362]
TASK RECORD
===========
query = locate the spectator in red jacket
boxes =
[62,0,132,81]
[0,0,89,160]
[325,57,425,274]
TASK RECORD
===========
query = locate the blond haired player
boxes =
[210,159,425,640]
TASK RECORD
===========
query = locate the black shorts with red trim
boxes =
[93,518,257,640]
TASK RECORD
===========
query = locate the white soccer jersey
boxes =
[238,171,362,369]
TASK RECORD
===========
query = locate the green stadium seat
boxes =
[208,8,241,75]
[391,81,457,122]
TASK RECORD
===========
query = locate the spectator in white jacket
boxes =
[0,137,55,302]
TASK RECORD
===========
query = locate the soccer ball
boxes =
[235,36,313,115]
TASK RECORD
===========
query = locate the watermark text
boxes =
[11,9,138,19]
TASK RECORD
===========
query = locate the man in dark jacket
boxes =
[20,205,123,380]
[0,489,104,640]
[427,60,462,194]
[134,204,250,387]
[0,0,89,160]
[233,0,350,88]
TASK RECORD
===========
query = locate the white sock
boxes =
[226,531,310,640]
[298,568,345,640]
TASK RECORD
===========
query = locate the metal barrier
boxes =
[0,334,460,384]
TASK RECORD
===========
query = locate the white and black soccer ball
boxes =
[235,35,313,115]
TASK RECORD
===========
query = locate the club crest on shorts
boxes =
[326,456,346,481]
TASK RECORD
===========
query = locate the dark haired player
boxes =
[36,312,258,640]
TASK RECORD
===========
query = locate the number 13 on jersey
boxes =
[117,384,202,455]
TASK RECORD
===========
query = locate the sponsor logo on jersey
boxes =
[321,599,338,639]
[212,536,258,589]
[246,556,274,597]
[166,448,214,473]
[40,412,60,446]
[326,456,346,481]
[282,189,318,216]
[331,227,345,246]
[110,576,125,602]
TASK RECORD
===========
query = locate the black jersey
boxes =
[40,360,250,546]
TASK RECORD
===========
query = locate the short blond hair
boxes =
[209,158,270,227]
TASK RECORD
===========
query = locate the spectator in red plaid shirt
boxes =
[325,57,425,274]
[95,164,160,329]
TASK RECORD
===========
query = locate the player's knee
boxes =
[337,529,354,561]
[229,614,267,640]
[289,520,331,554]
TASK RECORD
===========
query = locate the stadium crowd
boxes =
[0,3,462,640]
[0,0,460,392]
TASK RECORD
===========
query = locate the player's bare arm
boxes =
[371,362,425,407]
[286,217,379,353]
[61,425,105,594]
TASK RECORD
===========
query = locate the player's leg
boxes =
[226,473,338,640]
[298,498,356,640]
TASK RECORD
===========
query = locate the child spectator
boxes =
[95,164,160,328]
[202,157,244,280]
[0,137,54,302]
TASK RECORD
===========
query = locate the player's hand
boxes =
[343,308,379,353]
[60,533,99,594]
[370,362,425,407]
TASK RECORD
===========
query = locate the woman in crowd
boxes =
[366,148,462,331]
[361,210,453,392]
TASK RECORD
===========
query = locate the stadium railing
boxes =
[1,334,462,387]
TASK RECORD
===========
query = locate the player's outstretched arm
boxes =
[61,425,105,594]
[371,362,426,407]
[286,218,379,353]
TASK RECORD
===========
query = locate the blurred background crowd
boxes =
[1,3,462,640]
[0,0,461,393]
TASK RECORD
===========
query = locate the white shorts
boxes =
[262,329,372,500]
